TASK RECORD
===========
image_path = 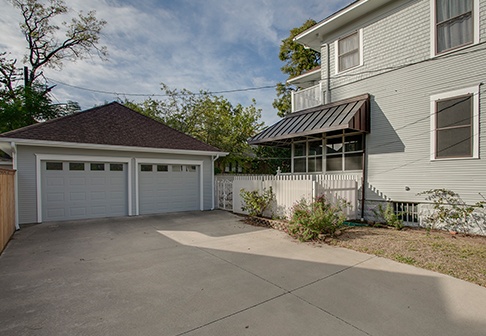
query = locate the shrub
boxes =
[240,187,275,217]
[373,203,404,230]
[287,195,348,242]
[417,189,485,234]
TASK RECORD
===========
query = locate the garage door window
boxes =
[46,162,63,170]
[69,162,85,171]
[110,163,124,171]
[186,165,197,172]
[141,164,153,172]
[157,165,168,172]
[90,163,105,171]
[172,165,183,172]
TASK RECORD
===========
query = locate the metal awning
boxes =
[249,94,370,146]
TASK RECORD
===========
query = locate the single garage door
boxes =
[139,164,199,214]
[41,161,128,221]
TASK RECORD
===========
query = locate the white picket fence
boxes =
[216,174,361,219]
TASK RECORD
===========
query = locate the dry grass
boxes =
[328,226,486,287]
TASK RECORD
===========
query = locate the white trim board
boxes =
[134,158,204,215]
[35,154,133,223]
[0,138,226,157]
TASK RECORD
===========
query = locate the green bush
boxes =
[287,195,348,242]
[240,187,275,217]
[373,203,403,230]
[417,189,485,234]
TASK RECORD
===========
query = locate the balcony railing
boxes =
[291,83,324,113]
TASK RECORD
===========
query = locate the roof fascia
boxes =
[0,138,228,157]
[294,0,393,50]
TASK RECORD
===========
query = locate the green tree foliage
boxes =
[125,83,264,171]
[273,19,320,117]
[0,0,106,132]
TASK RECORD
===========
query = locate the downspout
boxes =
[360,136,367,221]
[211,155,220,210]
[324,43,331,104]
[11,142,20,230]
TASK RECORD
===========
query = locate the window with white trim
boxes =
[431,86,479,159]
[325,133,364,171]
[434,0,475,54]
[336,30,362,73]
[292,139,323,173]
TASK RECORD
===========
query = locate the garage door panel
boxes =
[70,178,86,186]
[70,207,87,217]
[139,165,199,215]
[42,161,128,222]
[47,208,65,218]
[69,192,86,201]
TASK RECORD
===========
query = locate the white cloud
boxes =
[0,0,354,125]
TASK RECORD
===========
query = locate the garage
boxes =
[138,163,200,215]
[0,102,225,225]
[41,161,128,222]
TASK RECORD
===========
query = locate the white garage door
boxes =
[139,164,199,214]
[41,161,128,222]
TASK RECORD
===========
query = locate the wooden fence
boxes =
[0,169,16,253]
[220,173,360,219]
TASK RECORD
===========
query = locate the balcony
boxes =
[291,83,324,113]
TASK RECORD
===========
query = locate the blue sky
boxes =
[0,0,351,126]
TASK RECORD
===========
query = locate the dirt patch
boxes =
[328,227,486,287]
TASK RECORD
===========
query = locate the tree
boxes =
[0,0,106,132]
[125,83,264,171]
[273,19,320,117]
[13,0,107,87]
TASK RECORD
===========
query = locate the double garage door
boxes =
[41,160,200,222]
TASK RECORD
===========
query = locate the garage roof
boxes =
[0,102,222,153]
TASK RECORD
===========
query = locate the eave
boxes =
[294,0,394,51]
[0,138,228,157]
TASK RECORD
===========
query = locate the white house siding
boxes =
[317,0,486,207]
[15,145,214,224]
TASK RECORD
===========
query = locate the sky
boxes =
[0,0,351,126]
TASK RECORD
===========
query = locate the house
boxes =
[0,102,225,227]
[250,0,486,224]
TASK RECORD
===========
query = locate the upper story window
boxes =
[336,29,363,73]
[430,86,479,160]
[434,0,476,54]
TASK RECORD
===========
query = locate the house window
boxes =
[432,87,478,159]
[336,30,362,72]
[435,0,474,54]
[292,140,323,173]
[326,133,364,171]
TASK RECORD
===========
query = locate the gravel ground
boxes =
[328,227,486,287]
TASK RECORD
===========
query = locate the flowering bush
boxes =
[288,195,348,242]
[240,187,275,217]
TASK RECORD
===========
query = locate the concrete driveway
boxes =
[0,211,485,336]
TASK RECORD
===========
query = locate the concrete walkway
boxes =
[0,210,485,336]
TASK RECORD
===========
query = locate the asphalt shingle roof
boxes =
[0,102,221,153]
